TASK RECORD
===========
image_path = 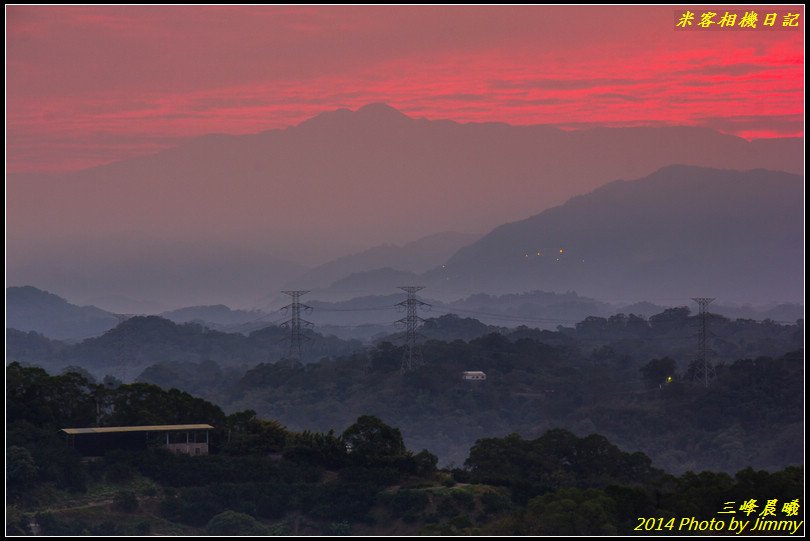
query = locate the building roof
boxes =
[61,424,214,435]
[462,371,486,376]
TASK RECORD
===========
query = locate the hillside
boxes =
[221,338,803,474]
[6,362,803,536]
[432,166,803,304]
[286,231,479,290]
[123,309,803,474]
[312,268,422,301]
[160,305,267,326]
[6,286,119,340]
[6,316,363,380]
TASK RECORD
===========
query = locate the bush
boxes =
[105,460,134,484]
[5,506,28,535]
[327,521,351,535]
[388,489,429,518]
[205,510,267,535]
[481,491,512,515]
[437,497,457,518]
[35,512,87,535]
[7,446,38,492]
[91,521,124,535]
[451,489,475,510]
[113,490,138,513]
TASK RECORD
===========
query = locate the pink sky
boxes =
[6,5,804,173]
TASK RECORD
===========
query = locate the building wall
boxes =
[71,432,149,456]
[166,442,209,456]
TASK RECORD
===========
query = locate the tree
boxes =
[284,429,347,468]
[640,357,677,389]
[341,416,406,465]
[224,417,287,455]
[649,307,690,332]
[205,510,267,535]
[413,449,439,476]
[523,487,618,535]
[7,446,38,492]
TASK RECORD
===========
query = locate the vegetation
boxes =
[5,363,803,536]
[7,315,364,377]
[216,331,802,474]
[9,307,800,474]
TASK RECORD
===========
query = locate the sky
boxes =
[6,5,804,173]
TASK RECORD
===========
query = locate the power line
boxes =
[429,306,582,324]
[318,320,401,329]
[223,312,289,333]
[313,306,394,312]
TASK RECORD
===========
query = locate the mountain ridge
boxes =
[432,165,802,304]
[6,286,120,340]
[8,104,802,263]
[7,104,803,306]
[285,231,479,290]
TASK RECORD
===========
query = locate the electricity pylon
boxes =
[396,286,430,372]
[280,290,313,361]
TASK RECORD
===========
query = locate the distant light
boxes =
[442,265,446,268]
[666,376,673,383]
[536,251,541,256]
[524,253,529,258]
[559,248,564,254]
[556,258,559,261]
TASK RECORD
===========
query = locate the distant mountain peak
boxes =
[7,285,119,340]
[297,103,412,130]
[355,102,411,120]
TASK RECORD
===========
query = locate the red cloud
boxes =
[6,5,804,172]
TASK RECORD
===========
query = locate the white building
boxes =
[462,371,486,381]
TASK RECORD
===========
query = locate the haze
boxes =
[5,6,804,309]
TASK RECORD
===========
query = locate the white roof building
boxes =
[462,371,486,380]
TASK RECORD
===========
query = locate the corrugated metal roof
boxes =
[61,424,214,435]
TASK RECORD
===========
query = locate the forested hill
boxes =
[220,340,803,475]
[8,309,802,474]
[7,315,363,378]
[7,307,801,380]
[6,363,803,536]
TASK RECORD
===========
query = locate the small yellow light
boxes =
[559,248,564,254]
[536,251,541,256]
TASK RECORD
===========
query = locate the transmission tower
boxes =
[396,286,430,372]
[691,297,715,386]
[280,290,313,361]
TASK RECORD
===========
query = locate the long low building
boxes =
[61,424,214,456]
